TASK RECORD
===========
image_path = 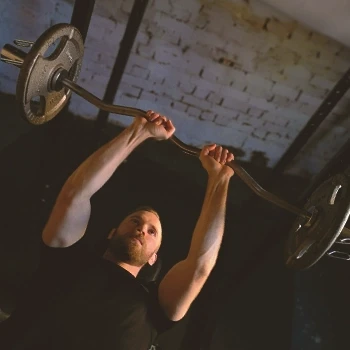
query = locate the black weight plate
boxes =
[286,168,350,270]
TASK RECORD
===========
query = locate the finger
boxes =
[201,144,216,157]
[153,116,163,125]
[214,146,222,162]
[204,144,216,152]
[164,119,175,132]
[227,153,234,163]
[146,110,155,121]
[150,112,160,122]
[220,148,228,164]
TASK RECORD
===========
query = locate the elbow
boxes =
[195,263,214,278]
[187,257,216,279]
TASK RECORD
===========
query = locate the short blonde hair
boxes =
[127,206,160,220]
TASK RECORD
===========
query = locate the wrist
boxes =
[126,122,152,142]
[207,171,232,184]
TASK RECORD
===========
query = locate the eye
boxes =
[149,229,156,236]
[131,218,139,224]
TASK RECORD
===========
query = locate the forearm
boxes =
[65,123,150,198]
[187,174,230,274]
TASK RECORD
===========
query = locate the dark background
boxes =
[0,91,349,350]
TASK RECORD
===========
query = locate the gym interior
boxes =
[0,1,349,349]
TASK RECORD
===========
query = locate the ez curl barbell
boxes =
[1,23,349,270]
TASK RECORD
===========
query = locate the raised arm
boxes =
[158,144,234,321]
[42,112,175,248]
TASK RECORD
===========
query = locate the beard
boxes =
[108,233,154,267]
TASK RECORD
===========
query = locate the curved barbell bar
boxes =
[62,78,311,221]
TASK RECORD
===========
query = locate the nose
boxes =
[137,224,147,236]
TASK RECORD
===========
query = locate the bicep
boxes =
[158,259,208,322]
[42,190,91,248]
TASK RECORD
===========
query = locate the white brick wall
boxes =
[0,0,349,177]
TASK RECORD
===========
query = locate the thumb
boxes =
[201,144,216,156]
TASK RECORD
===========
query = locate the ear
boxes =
[148,253,157,266]
[107,228,117,240]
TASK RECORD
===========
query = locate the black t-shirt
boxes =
[0,239,175,350]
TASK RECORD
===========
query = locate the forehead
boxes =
[126,210,162,232]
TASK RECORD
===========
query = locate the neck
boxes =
[103,249,142,277]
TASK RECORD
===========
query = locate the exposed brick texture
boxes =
[0,0,349,176]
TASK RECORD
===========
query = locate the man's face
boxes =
[109,210,162,267]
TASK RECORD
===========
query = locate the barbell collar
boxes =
[0,44,26,67]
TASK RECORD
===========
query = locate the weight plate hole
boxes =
[30,95,46,116]
[329,185,343,205]
[43,37,64,59]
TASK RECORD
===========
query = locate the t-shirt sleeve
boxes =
[37,236,98,279]
[146,281,179,335]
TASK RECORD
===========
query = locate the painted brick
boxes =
[248,107,264,118]
[174,0,202,14]
[213,105,239,120]
[193,87,210,99]
[246,73,274,91]
[222,98,250,114]
[220,86,250,102]
[272,83,300,100]
[200,63,235,86]
[172,101,189,112]
[263,112,288,127]
[214,114,236,127]
[262,121,286,136]
[137,44,155,58]
[154,46,182,65]
[188,106,202,118]
[154,11,192,38]
[272,95,293,107]
[245,86,274,100]
[285,127,300,140]
[298,93,323,107]
[252,128,267,139]
[130,66,150,79]
[196,31,226,48]
[207,92,223,105]
[249,97,276,112]
[163,89,184,101]
[182,95,212,110]
[140,91,158,103]
[333,57,350,74]
[82,60,112,77]
[233,121,254,134]
[128,54,151,70]
[152,0,172,13]
[292,102,317,116]
[170,7,192,22]
[284,65,312,82]
[0,76,16,94]
[194,13,209,30]
[265,132,283,144]
[190,76,221,95]
[179,81,196,94]
[267,19,292,40]
[200,111,216,122]
[119,83,142,98]
[0,0,347,176]
[277,107,309,123]
[155,95,173,110]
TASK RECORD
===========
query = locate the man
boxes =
[1,110,234,349]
